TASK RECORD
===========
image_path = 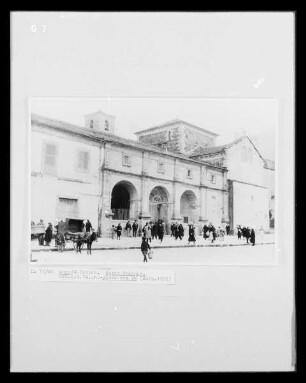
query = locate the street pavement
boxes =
[31,233,274,252]
[30,234,276,265]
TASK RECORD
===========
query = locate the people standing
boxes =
[226,224,230,235]
[245,227,251,243]
[132,220,138,237]
[152,221,158,240]
[116,223,122,240]
[237,226,242,240]
[219,227,225,241]
[203,224,209,240]
[145,223,152,243]
[188,224,196,245]
[157,221,165,242]
[209,224,216,243]
[44,222,53,246]
[125,221,132,237]
[85,219,92,235]
[250,228,256,246]
[170,222,175,237]
[111,225,116,239]
[141,237,151,262]
[178,223,184,240]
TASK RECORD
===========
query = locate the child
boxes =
[140,237,151,262]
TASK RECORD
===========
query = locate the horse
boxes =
[86,231,97,255]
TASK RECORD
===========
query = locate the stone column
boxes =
[139,151,151,230]
[199,166,208,223]
[172,158,182,221]
[221,169,230,225]
[100,143,114,237]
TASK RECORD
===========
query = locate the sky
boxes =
[18,12,292,161]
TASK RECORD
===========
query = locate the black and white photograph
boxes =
[29,96,276,265]
[11,11,295,372]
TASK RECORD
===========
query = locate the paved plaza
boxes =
[30,234,276,265]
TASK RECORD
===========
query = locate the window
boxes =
[105,120,109,131]
[56,198,78,220]
[157,162,165,174]
[184,216,189,223]
[168,130,172,140]
[44,143,57,175]
[241,146,248,162]
[209,172,216,184]
[90,120,94,129]
[77,150,90,171]
[187,169,192,178]
[122,154,131,167]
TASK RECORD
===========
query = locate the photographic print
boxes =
[29,97,276,265]
[11,11,294,372]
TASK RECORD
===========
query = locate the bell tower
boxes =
[84,110,116,134]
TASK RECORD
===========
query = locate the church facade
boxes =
[31,110,272,237]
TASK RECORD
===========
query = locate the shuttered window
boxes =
[122,154,131,167]
[77,150,90,171]
[44,143,57,175]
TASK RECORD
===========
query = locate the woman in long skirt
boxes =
[188,224,196,245]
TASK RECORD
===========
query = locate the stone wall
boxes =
[183,126,215,154]
[138,127,181,153]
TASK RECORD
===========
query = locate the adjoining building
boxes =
[31,110,273,237]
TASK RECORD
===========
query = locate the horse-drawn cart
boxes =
[56,218,97,253]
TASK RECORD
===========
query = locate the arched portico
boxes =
[149,186,170,223]
[180,190,198,224]
[111,181,139,220]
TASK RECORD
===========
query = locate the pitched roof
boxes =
[189,135,266,162]
[31,114,226,170]
[134,118,219,137]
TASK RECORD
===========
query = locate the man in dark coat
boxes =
[157,222,165,242]
[250,228,256,246]
[44,223,53,246]
[178,224,184,240]
[203,224,209,240]
[245,227,251,243]
[85,219,92,234]
[132,221,138,237]
[125,221,132,237]
[226,224,230,235]
[152,221,158,240]
[116,223,122,239]
[141,237,151,262]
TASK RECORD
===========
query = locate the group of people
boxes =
[34,219,97,250]
[236,225,256,246]
[170,222,185,240]
[111,220,139,239]
[140,220,166,262]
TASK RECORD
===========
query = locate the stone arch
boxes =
[149,186,170,223]
[180,190,198,224]
[111,180,139,221]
